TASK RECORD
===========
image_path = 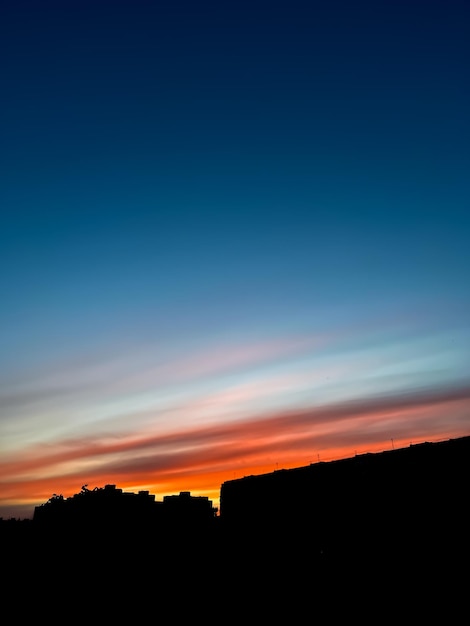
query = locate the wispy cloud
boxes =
[2,317,469,518]
[2,381,469,518]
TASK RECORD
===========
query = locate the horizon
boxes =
[4,431,468,521]
[1,1,469,521]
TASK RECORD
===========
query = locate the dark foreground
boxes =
[4,437,469,619]
[3,516,467,622]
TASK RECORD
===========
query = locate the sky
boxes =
[1,0,470,520]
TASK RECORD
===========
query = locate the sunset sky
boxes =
[1,0,470,519]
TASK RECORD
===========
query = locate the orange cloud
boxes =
[1,382,469,519]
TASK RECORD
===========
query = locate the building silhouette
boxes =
[219,435,470,564]
[32,484,217,535]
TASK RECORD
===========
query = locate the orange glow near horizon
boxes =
[2,384,469,519]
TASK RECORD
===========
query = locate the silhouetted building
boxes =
[163,491,216,525]
[33,484,217,537]
[219,436,470,562]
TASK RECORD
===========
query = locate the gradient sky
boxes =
[1,0,470,519]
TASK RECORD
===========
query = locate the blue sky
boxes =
[1,0,469,518]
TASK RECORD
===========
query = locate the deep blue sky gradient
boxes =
[2,1,469,356]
